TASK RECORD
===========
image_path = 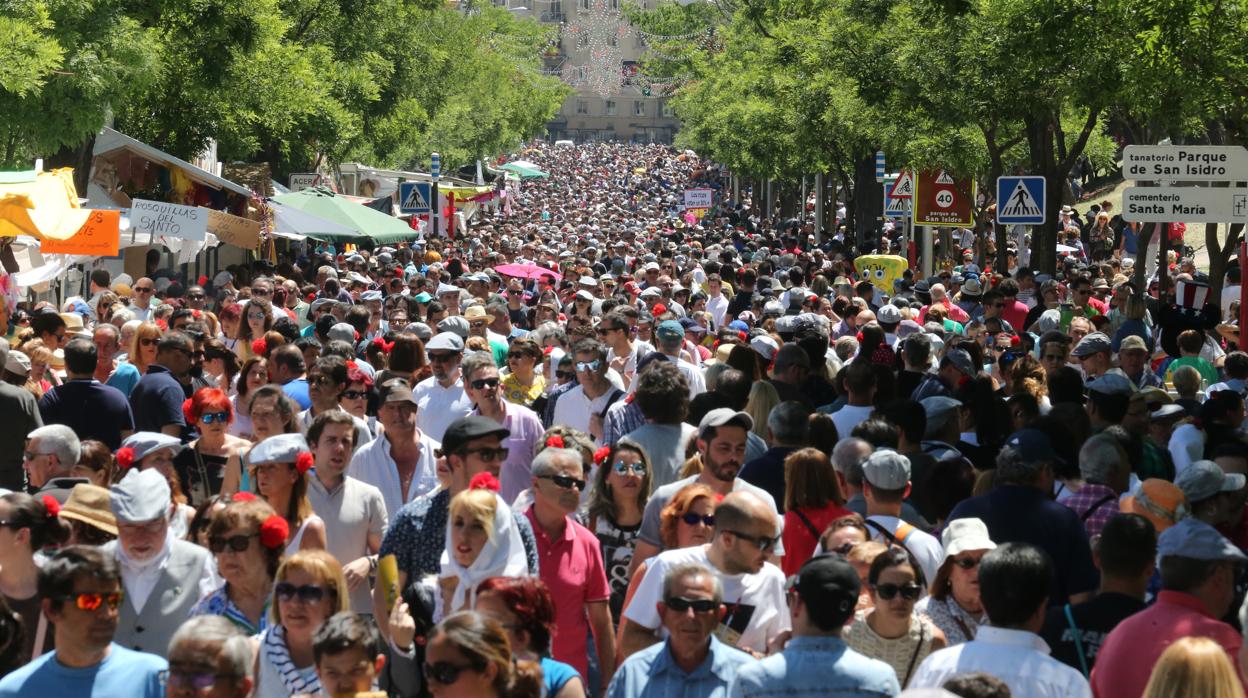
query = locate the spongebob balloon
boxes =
[854,255,909,296]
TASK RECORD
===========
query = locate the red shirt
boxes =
[781,504,853,577]
[525,507,611,681]
[1001,299,1029,331]
[1091,590,1245,698]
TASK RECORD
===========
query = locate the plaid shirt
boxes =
[1064,483,1120,539]
[603,397,645,447]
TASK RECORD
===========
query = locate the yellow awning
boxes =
[0,168,92,241]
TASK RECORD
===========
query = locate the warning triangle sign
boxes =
[889,172,914,198]
[935,171,954,185]
[403,185,429,211]
[1002,180,1042,218]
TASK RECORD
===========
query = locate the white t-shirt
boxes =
[551,384,623,442]
[830,404,874,440]
[622,544,790,654]
[865,515,945,586]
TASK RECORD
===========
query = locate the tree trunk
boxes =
[853,153,883,251]
[46,134,97,195]
[1025,115,1061,275]
[1208,222,1244,300]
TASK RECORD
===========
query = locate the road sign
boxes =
[289,173,318,191]
[684,188,713,209]
[399,182,432,214]
[885,176,912,216]
[1123,145,1248,182]
[996,176,1047,224]
[914,170,973,226]
[890,171,914,198]
[431,152,441,179]
[1123,186,1248,223]
[875,151,886,183]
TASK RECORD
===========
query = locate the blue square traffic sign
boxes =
[399,182,432,214]
[996,176,1046,225]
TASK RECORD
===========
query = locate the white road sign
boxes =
[1122,186,1248,224]
[1123,146,1248,182]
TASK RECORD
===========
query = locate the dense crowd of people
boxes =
[0,140,1245,697]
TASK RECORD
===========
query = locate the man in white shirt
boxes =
[653,320,706,398]
[602,311,654,391]
[130,277,156,322]
[307,410,387,613]
[350,379,441,524]
[705,273,730,329]
[829,362,875,437]
[412,333,473,441]
[619,490,790,658]
[552,338,625,444]
[861,448,944,584]
[909,542,1092,697]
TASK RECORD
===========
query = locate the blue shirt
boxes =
[105,362,141,398]
[727,636,899,698]
[282,378,312,410]
[128,364,187,434]
[39,379,135,450]
[606,636,753,698]
[541,656,579,696]
[0,643,166,697]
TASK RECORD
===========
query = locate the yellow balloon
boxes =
[854,255,909,295]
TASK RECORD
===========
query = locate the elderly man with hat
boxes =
[1116,334,1163,389]
[652,320,706,398]
[948,430,1098,606]
[1085,372,1136,431]
[375,415,539,637]
[1072,331,1114,381]
[0,340,43,491]
[103,468,214,657]
[350,379,442,525]
[1092,518,1248,698]
[1176,459,1248,531]
[728,554,899,697]
[411,332,473,442]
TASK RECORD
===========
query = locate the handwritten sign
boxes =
[42,209,121,256]
[684,188,712,209]
[130,199,207,241]
[206,209,261,250]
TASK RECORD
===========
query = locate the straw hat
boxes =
[59,484,118,536]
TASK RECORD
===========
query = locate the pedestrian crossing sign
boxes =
[995,176,1047,224]
[399,182,432,214]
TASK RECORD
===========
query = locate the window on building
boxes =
[660,100,675,117]
[577,100,589,115]
[634,100,645,116]
[605,100,617,116]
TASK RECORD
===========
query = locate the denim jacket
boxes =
[727,636,900,697]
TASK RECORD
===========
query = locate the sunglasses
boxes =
[135,287,154,294]
[309,376,337,387]
[275,582,334,604]
[462,447,509,462]
[556,371,575,380]
[540,474,587,491]
[187,293,206,300]
[208,534,254,553]
[664,597,718,613]
[727,529,779,553]
[953,556,980,570]
[60,591,124,611]
[575,360,602,372]
[873,582,922,601]
[613,461,646,475]
[342,390,368,400]
[166,670,238,691]
[470,377,500,390]
[247,312,267,320]
[200,411,230,425]
[140,338,160,347]
[424,661,479,685]
[681,512,714,526]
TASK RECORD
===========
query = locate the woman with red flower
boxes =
[238,298,275,363]
[190,498,287,636]
[578,438,652,628]
[248,433,326,556]
[174,388,252,509]
[0,493,70,664]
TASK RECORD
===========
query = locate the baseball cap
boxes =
[1003,429,1062,466]
[943,348,975,377]
[1122,479,1189,532]
[862,448,911,490]
[1176,460,1247,503]
[876,304,902,326]
[655,320,685,342]
[789,554,859,623]
[697,408,754,440]
[1157,517,1248,562]
[441,416,510,455]
[1072,332,1112,357]
[1087,372,1136,396]
[378,379,417,405]
[328,323,357,344]
[750,335,780,361]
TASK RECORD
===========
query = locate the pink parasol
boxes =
[494,263,562,282]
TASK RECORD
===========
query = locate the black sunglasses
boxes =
[873,582,922,601]
[664,597,718,613]
[556,370,575,380]
[727,529,779,553]
[275,582,335,604]
[680,512,715,527]
[208,534,254,553]
[539,474,587,491]
[470,377,500,390]
[424,661,479,685]
[342,390,368,400]
[461,447,509,462]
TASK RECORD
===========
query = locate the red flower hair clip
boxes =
[469,472,501,492]
[41,495,60,519]
[737,331,747,342]
[182,398,196,424]
[346,359,358,371]
[116,447,136,469]
[156,319,168,331]
[545,435,565,449]
[251,338,267,356]
[295,452,315,474]
[231,492,257,503]
[371,337,394,354]
[856,331,864,342]
[306,292,317,303]
[593,446,612,466]
[259,515,289,550]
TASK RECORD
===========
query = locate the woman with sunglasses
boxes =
[254,549,350,698]
[475,576,585,698]
[250,433,326,556]
[175,388,252,508]
[125,321,162,376]
[239,298,275,363]
[844,547,946,687]
[192,497,286,635]
[500,338,545,408]
[781,448,850,577]
[423,611,542,698]
[117,431,196,538]
[338,365,378,438]
[916,518,996,647]
[579,439,651,627]
[0,493,70,664]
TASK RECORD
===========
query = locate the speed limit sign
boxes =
[935,190,954,208]
[915,170,974,226]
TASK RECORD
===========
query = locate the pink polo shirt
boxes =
[525,507,610,680]
[1091,590,1245,698]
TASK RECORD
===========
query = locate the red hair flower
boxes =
[371,337,394,354]
[116,447,136,469]
[594,446,612,466]
[182,398,196,424]
[653,303,667,315]
[856,331,864,342]
[41,495,60,519]
[1010,335,1022,347]
[259,515,289,550]
[231,492,257,502]
[545,435,565,449]
[295,452,315,474]
[737,331,747,342]
[156,319,168,331]
[251,338,267,356]
[354,331,362,342]
[198,275,210,286]
[469,472,501,492]
[306,293,317,303]
[346,360,358,370]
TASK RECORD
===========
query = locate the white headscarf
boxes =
[439,491,528,612]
